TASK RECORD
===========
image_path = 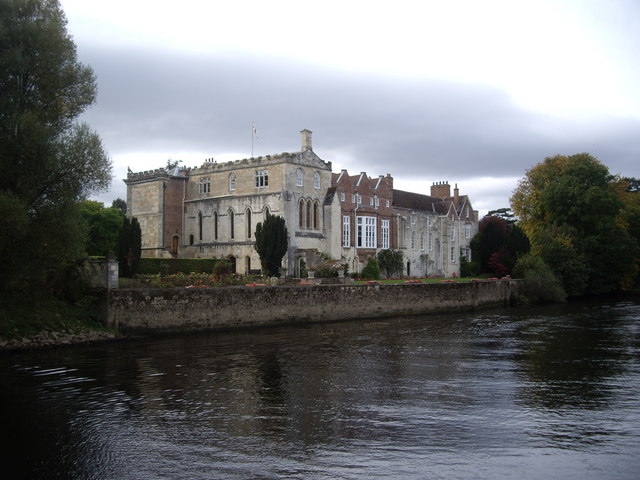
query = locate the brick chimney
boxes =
[454,183,459,208]
[300,129,312,151]
[431,181,451,199]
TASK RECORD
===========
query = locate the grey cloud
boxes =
[80,45,640,187]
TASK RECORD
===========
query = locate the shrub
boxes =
[513,253,566,304]
[361,257,381,280]
[460,255,480,277]
[137,258,220,275]
[377,249,403,278]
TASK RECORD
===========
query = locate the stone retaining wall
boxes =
[108,280,519,333]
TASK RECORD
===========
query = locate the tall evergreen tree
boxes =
[118,217,141,278]
[254,214,288,276]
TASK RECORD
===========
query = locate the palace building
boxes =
[125,130,479,277]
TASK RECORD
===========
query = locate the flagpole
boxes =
[251,121,254,158]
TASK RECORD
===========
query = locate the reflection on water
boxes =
[1,299,640,479]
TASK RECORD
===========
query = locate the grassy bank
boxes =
[0,292,110,341]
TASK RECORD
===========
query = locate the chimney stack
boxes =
[300,129,312,151]
[430,181,451,199]
[454,183,459,208]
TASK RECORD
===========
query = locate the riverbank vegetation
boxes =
[510,154,639,300]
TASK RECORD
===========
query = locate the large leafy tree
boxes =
[511,153,638,295]
[0,0,111,292]
[79,201,125,257]
[254,214,288,276]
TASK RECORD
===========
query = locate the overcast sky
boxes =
[60,0,640,216]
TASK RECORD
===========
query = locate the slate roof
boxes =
[392,189,439,211]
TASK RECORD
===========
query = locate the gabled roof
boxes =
[393,190,439,211]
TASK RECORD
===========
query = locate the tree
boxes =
[79,201,125,257]
[471,215,529,276]
[118,217,141,277]
[511,153,638,295]
[111,198,127,214]
[377,249,403,278]
[487,207,517,224]
[254,214,288,276]
[0,0,111,292]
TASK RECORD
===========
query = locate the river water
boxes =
[1,299,639,479]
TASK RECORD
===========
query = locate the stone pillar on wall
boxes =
[83,259,119,290]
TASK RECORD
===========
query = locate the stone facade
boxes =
[125,129,479,277]
[393,183,479,278]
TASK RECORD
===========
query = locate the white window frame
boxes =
[199,177,210,194]
[342,215,351,247]
[450,225,455,241]
[381,219,390,249]
[411,231,416,250]
[386,199,390,208]
[255,169,268,188]
[428,233,433,252]
[356,216,377,248]
[229,173,236,191]
[352,194,356,203]
[313,171,320,189]
[369,197,374,206]
[340,192,345,202]
[296,168,303,187]
[451,246,456,262]
[420,232,425,251]
[465,223,471,239]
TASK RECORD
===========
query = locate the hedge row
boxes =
[137,258,227,275]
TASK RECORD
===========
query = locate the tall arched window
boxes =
[299,199,305,228]
[264,205,270,217]
[229,209,235,239]
[306,200,312,228]
[246,208,252,238]
[198,212,203,241]
[229,173,236,191]
[313,200,319,229]
[213,211,218,240]
[296,168,303,187]
[313,171,320,189]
